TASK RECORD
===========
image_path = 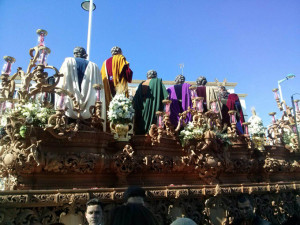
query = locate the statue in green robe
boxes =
[133,70,169,135]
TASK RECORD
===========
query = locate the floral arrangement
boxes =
[248,112,266,136]
[282,128,298,150]
[179,122,231,147]
[0,101,55,137]
[179,122,205,146]
[107,94,135,124]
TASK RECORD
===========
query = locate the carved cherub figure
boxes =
[47,109,68,136]
[123,145,134,157]
[0,74,15,99]
[149,124,159,145]
[25,138,42,166]
[201,130,218,152]
[163,114,175,137]
[176,111,188,132]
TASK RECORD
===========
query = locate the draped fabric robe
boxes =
[196,86,219,111]
[133,78,169,135]
[167,83,192,127]
[56,57,106,130]
[220,93,245,134]
[101,54,133,111]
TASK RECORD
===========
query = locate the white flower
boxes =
[26,103,34,110]
[107,94,134,123]
[1,100,54,128]
[248,113,266,136]
[1,117,7,127]
[22,111,30,117]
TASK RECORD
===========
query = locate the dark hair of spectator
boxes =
[171,217,197,225]
[237,194,253,205]
[124,186,146,201]
[282,215,300,225]
[86,198,102,208]
[107,203,159,225]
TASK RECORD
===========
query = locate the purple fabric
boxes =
[167,83,192,127]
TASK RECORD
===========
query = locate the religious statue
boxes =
[56,47,106,125]
[194,76,220,112]
[167,74,192,127]
[218,85,244,134]
[133,70,168,135]
[101,46,133,111]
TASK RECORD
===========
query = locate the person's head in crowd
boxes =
[85,198,103,225]
[107,203,159,225]
[282,215,300,225]
[174,74,185,85]
[124,186,146,205]
[282,196,300,225]
[237,194,255,220]
[50,223,65,225]
[170,217,197,225]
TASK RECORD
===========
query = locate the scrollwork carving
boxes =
[44,152,102,174]
[113,145,137,175]
[144,154,173,173]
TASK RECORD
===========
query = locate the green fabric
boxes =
[133,78,169,135]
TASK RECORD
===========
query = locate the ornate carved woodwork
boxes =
[1,185,299,225]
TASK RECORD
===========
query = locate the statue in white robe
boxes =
[55,47,106,130]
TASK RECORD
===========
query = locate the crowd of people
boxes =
[55,46,245,135]
[49,186,198,225]
[48,186,299,225]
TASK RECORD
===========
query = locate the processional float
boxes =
[0,29,300,225]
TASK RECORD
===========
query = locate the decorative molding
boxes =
[0,189,299,225]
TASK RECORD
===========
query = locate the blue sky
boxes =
[0,0,299,126]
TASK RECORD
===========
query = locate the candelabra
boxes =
[0,29,74,183]
[149,99,175,144]
[294,99,300,115]
[241,122,252,148]
[272,88,283,111]
[291,97,300,150]
[0,29,96,141]
[267,92,299,151]
[227,110,238,139]
[0,56,16,100]
[89,84,104,130]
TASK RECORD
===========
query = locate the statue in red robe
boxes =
[101,46,133,110]
[195,76,208,112]
[195,76,220,113]
[218,86,245,134]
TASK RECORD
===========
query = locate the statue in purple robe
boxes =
[167,74,192,128]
